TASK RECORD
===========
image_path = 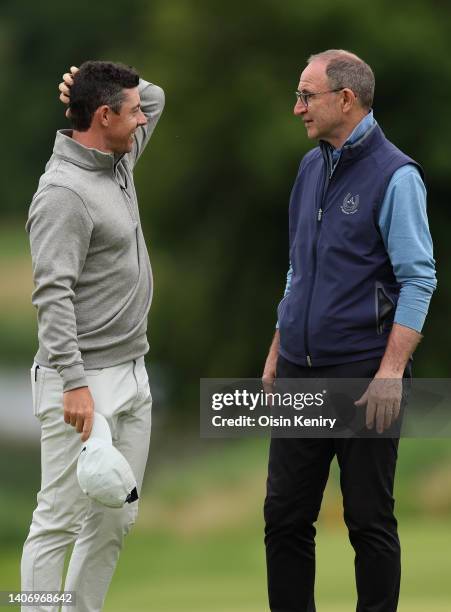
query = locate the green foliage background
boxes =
[1,0,450,390]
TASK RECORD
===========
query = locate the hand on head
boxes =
[58,66,79,117]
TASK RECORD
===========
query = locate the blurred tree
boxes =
[1,0,450,419]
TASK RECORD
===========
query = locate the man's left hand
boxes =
[354,374,403,434]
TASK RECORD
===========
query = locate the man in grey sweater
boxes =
[22,61,164,611]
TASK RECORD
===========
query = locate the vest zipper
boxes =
[303,148,335,367]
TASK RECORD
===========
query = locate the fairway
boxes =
[107,519,451,611]
[2,519,448,611]
[2,438,451,611]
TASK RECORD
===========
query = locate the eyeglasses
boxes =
[295,88,343,108]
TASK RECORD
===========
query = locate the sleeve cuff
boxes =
[59,363,88,392]
[394,305,426,334]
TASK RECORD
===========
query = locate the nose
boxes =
[138,110,147,126]
[294,99,307,116]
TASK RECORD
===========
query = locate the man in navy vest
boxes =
[262,50,436,612]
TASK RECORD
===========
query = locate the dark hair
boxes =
[69,61,139,131]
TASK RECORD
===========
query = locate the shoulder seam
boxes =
[38,184,94,228]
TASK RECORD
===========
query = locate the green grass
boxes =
[3,438,451,611]
[2,519,450,611]
[111,519,451,611]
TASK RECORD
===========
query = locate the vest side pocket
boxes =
[375,281,395,335]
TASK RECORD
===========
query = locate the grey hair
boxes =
[307,49,375,109]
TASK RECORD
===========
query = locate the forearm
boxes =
[283,262,293,297]
[377,323,422,377]
[268,329,280,359]
[130,79,165,164]
[34,289,87,391]
[139,79,165,121]
[262,329,280,382]
[379,165,437,333]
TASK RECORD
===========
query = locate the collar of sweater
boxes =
[53,129,124,171]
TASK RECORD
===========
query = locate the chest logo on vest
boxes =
[341,193,360,215]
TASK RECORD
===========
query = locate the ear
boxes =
[94,105,111,127]
[341,88,357,114]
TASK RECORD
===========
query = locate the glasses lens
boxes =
[295,91,307,106]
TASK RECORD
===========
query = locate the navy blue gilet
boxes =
[278,123,423,367]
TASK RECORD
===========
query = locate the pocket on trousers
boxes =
[134,359,152,406]
[30,363,46,417]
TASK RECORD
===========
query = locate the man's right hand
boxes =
[58,66,79,117]
[262,330,280,395]
[63,386,94,442]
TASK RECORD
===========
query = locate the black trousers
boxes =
[264,355,411,612]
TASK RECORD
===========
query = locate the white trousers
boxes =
[21,357,152,612]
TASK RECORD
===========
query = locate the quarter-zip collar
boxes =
[53,129,124,172]
[320,110,377,176]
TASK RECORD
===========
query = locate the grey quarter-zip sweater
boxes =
[26,79,165,392]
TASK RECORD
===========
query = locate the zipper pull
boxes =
[307,355,312,367]
[317,208,323,222]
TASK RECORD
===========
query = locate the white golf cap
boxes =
[77,413,138,508]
